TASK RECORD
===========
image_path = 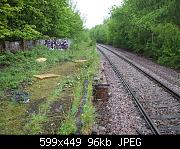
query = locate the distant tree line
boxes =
[90,0,180,69]
[0,0,84,41]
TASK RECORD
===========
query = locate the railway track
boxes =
[98,44,180,101]
[97,44,180,135]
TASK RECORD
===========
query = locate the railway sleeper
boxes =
[158,125,180,134]
[151,114,180,120]
[151,102,180,108]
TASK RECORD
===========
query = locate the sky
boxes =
[72,0,123,29]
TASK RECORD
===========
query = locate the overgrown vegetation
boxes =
[81,81,95,135]
[59,44,99,135]
[0,45,72,92]
[0,40,99,135]
[0,0,83,41]
[0,0,99,135]
[90,0,180,69]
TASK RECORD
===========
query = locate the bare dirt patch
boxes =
[43,89,74,134]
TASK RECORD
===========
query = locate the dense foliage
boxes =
[0,0,83,41]
[90,0,180,69]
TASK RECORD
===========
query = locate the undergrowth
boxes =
[0,45,72,92]
[59,44,99,135]
[0,41,99,135]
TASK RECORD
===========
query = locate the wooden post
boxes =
[152,33,154,52]
[0,41,5,51]
[21,39,25,51]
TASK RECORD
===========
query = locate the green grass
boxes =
[0,41,100,134]
[59,115,77,135]
[24,113,47,134]
[58,77,83,135]
[81,81,95,134]
[24,74,77,134]
[0,44,95,93]
[0,45,71,92]
[59,44,100,135]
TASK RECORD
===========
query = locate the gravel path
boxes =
[97,46,180,134]
[95,51,151,135]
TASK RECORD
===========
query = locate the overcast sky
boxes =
[72,0,123,29]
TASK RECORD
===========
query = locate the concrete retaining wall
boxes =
[0,39,71,52]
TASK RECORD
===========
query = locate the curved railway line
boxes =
[97,44,180,135]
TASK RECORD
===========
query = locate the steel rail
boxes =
[97,44,180,101]
[97,47,160,135]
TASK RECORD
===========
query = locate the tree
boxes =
[89,0,180,68]
[0,0,84,41]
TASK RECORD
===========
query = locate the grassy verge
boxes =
[81,80,95,134]
[0,41,100,134]
[0,45,72,96]
[59,44,99,135]
[24,75,75,134]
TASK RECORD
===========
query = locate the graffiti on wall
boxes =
[44,39,70,50]
[0,39,71,52]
